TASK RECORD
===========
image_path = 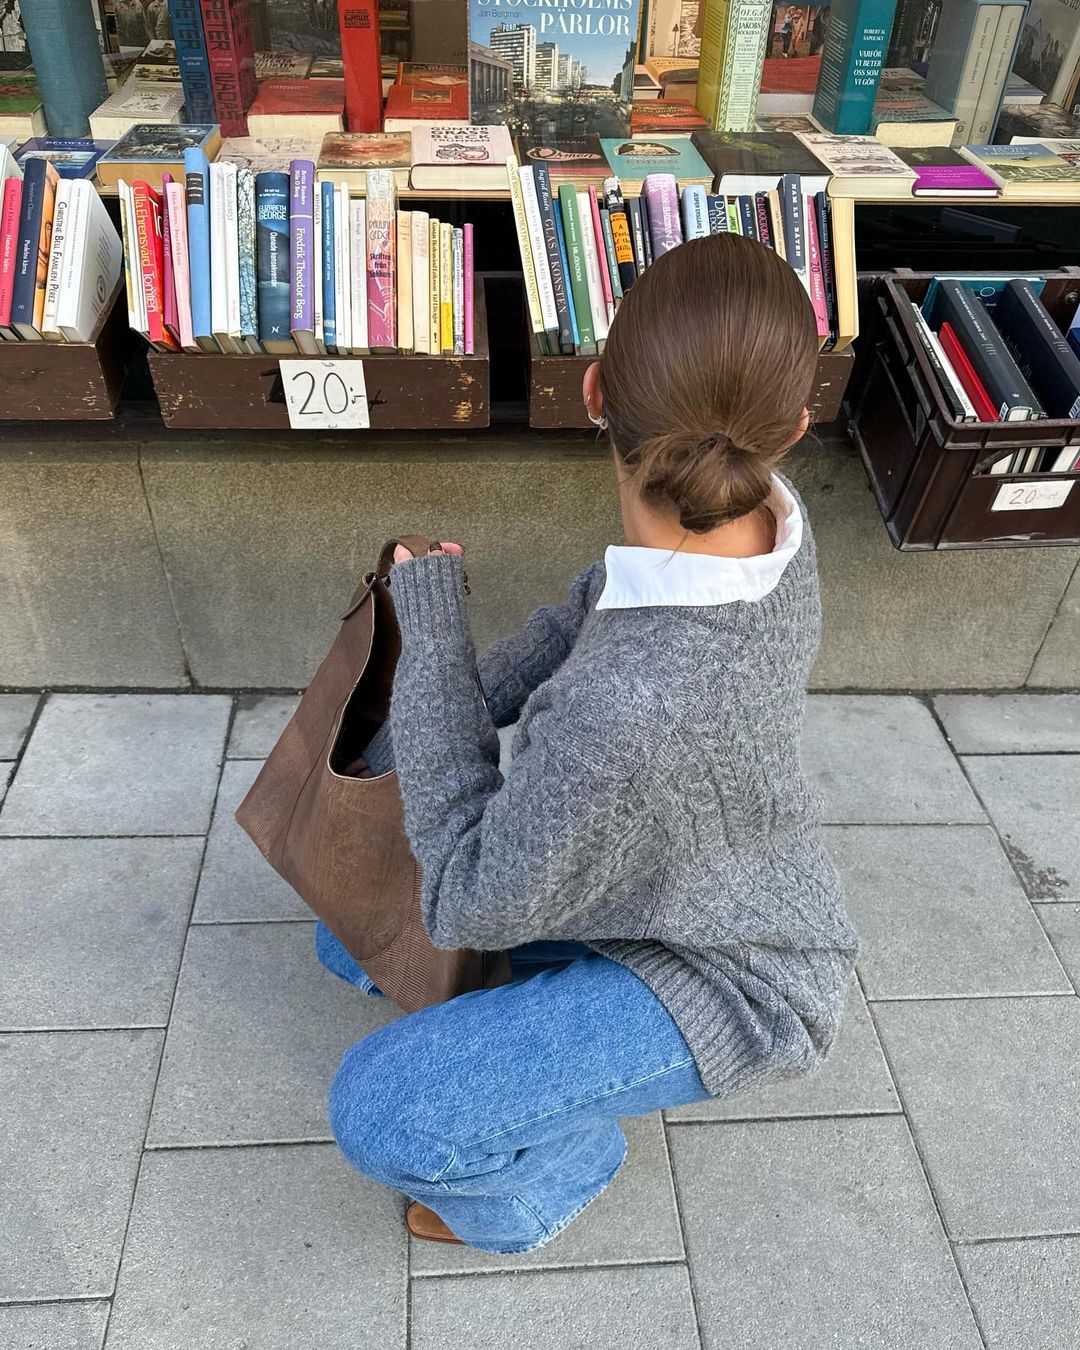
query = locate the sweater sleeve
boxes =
[387,552,647,951]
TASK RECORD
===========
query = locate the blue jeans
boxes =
[318,923,710,1253]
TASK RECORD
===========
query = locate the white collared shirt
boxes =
[596,474,802,610]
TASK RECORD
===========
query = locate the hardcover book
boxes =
[365,167,396,349]
[409,123,513,190]
[794,130,916,197]
[690,129,829,190]
[0,177,23,339]
[959,141,1080,198]
[254,51,314,80]
[925,0,1026,145]
[696,0,773,133]
[316,131,412,190]
[289,157,316,353]
[895,146,1000,195]
[630,100,709,133]
[14,138,113,180]
[248,78,345,136]
[996,277,1080,418]
[10,155,56,338]
[56,179,123,344]
[384,80,468,128]
[931,278,1044,419]
[184,144,216,351]
[167,0,216,123]
[218,135,322,171]
[97,123,223,189]
[133,40,182,83]
[811,0,899,135]
[870,89,958,146]
[642,172,683,257]
[516,136,608,189]
[198,0,257,138]
[600,136,711,193]
[339,1,383,132]
[89,86,186,142]
[396,62,468,88]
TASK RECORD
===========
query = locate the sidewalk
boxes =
[1,690,1078,1350]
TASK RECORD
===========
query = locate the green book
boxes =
[557,184,595,357]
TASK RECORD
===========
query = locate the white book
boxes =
[88,86,185,140]
[349,197,368,353]
[335,181,351,354]
[116,180,137,333]
[55,177,90,338]
[411,209,430,355]
[208,163,236,352]
[0,144,21,182]
[57,183,123,344]
[397,209,413,354]
[222,162,242,350]
[577,189,610,351]
[520,166,559,348]
[121,181,148,337]
[41,179,74,342]
[313,184,324,353]
[452,226,464,358]
[927,330,978,422]
[165,180,196,352]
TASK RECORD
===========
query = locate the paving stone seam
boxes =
[135,450,196,691]
[407,1256,693,1282]
[0,833,209,841]
[866,991,1077,1004]
[663,1107,904,1126]
[1023,555,1080,686]
[143,1136,337,1152]
[188,917,317,927]
[1032,905,1080,997]
[661,1121,709,1350]
[952,1230,1080,1249]
[0,691,43,769]
[0,1295,109,1309]
[99,699,238,1347]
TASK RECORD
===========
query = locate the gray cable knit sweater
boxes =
[381,503,858,1097]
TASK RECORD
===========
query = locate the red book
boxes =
[339,0,383,132]
[383,80,468,124]
[160,172,179,346]
[198,0,257,136]
[0,176,23,333]
[939,321,998,422]
[133,181,177,351]
[247,78,345,126]
[630,100,709,133]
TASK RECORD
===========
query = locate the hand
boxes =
[393,541,465,564]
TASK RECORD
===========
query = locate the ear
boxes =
[783,406,810,450]
[582,362,603,419]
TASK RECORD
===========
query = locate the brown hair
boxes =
[598,231,818,532]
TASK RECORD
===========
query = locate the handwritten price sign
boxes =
[280,360,370,431]
[991,479,1074,513]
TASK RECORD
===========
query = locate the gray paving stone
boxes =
[954,1236,1080,1350]
[964,756,1080,899]
[146,922,395,1147]
[0,1029,161,1301]
[667,980,899,1122]
[803,696,985,823]
[410,1265,700,1350]
[410,1114,682,1274]
[934,693,1080,754]
[0,1301,109,1350]
[827,826,1069,999]
[0,695,231,837]
[874,998,1080,1240]
[0,838,201,1030]
[669,1116,981,1350]
[105,1145,405,1350]
[0,694,38,758]
[191,760,307,922]
[1036,904,1080,987]
[227,694,300,757]
[1,761,11,802]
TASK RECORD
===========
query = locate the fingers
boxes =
[393,541,465,564]
[440,542,465,555]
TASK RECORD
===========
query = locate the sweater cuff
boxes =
[389,551,470,647]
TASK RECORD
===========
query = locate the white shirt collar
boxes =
[596,475,802,610]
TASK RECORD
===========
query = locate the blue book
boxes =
[600,137,712,189]
[18,0,107,136]
[680,184,708,239]
[14,138,112,180]
[255,171,293,352]
[289,159,316,355]
[811,0,900,135]
[10,157,49,336]
[320,181,337,352]
[184,146,217,353]
[552,204,579,350]
[167,0,217,124]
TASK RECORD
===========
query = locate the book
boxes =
[932,279,1043,419]
[996,278,1080,419]
[198,0,257,137]
[959,142,1080,199]
[248,79,345,137]
[642,173,682,258]
[0,176,23,340]
[88,86,186,142]
[411,208,429,354]
[604,179,637,293]
[14,138,113,180]
[886,0,941,67]
[534,163,574,354]
[208,161,238,351]
[310,58,345,80]
[10,156,56,339]
[681,182,709,238]
[289,157,316,354]
[55,179,123,344]
[999,101,1080,142]
[736,192,755,236]
[452,225,464,356]
[438,218,452,353]
[938,319,999,421]
[254,51,314,81]
[184,145,217,351]
[577,189,610,352]
[507,152,548,355]
[237,165,258,352]
[464,220,474,354]
[646,0,701,59]
[601,136,711,193]
[335,181,352,353]
[428,215,439,353]
[97,123,222,189]
[117,181,141,338]
[516,136,609,191]
[409,123,513,191]
[626,194,647,278]
[17,0,108,137]
[161,171,180,346]
[598,202,623,308]
[558,183,596,355]
[630,100,709,133]
[794,131,916,197]
[869,89,958,146]
[320,180,337,351]
[391,208,410,353]
[970,4,1026,143]
[395,62,468,88]
[312,166,323,350]
[906,297,976,421]
[585,186,613,324]
[1013,0,1080,108]
[317,132,411,190]
[133,181,172,350]
[339,0,383,133]
[696,0,773,133]
[384,79,468,131]
[0,76,46,140]
[706,192,728,233]
[168,0,217,123]
[924,0,1012,144]
[40,178,72,341]
[690,129,829,192]
[349,196,368,352]
[218,135,322,172]
[896,146,1000,196]
[803,193,830,343]
[633,65,662,99]
[777,173,806,275]
[811,0,899,135]
[366,167,396,349]
[133,40,182,84]
[165,178,196,350]
[553,204,579,345]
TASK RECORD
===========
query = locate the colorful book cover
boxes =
[577,189,609,348]
[14,138,113,180]
[198,0,257,137]
[17,0,108,136]
[452,225,464,356]
[811,0,899,134]
[289,158,315,349]
[320,180,337,350]
[604,179,637,292]
[237,165,257,348]
[642,173,683,257]
[366,167,396,349]
[587,186,614,323]
[631,100,709,133]
[896,146,999,194]
[600,136,712,188]
[339,0,383,132]
[428,215,440,355]
[184,145,215,350]
[533,162,574,354]
[553,204,579,346]
[558,182,595,355]
[165,179,195,350]
[804,195,829,341]
[255,171,291,350]
[696,0,773,133]
[98,123,222,175]
[10,156,55,335]
[385,81,468,124]
[0,177,23,332]
[161,171,178,343]
[350,197,368,352]
[599,207,623,303]
[463,220,474,354]
[133,181,170,348]
[439,218,453,353]
[167,0,217,123]
[962,141,1080,185]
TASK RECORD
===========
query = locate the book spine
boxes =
[463,221,474,356]
[312,186,323,351]
[117,184,136,334]
[696,0,732,127]
[715,0,772,132]
[18,0,108,137]
[736,193,755,239]
[54,179,88,337]
[428,217,439,356]
[134,183,164,348]
[237,166,257,348]
[396,208,413,354]
[41,180,72,340]
[208,165,228,346]
[626,196,647,277]
[338,0,383,133]
[925,1,998,144]
[681,184,709,239]
[705,194,728,233]
[971,4,1022,143]
[198,0,257,137]
[804,196,829,342]
[167,0,217,123]
[726,196,741,234]
[520,166,560,351]
[349,197,368,352]
[599,207,623,304]
[438,220,452,354]
[30,165,56,333]
[184,147,215,350]
[604,180,637,292]
[255,172,290,349]
[642,174,683,258]
[411,209,430,355]
[320,182,337,351]
[908,299,972,421]
[0,178,23,332]
[587,186,615,325]
[577,189,609,352]
[814,192,837,348]
[779,174,806,278]
[366,167,396,350]
[507,154,549,356]
[289,158,314,347]
[937,279,1041,419]
[10,159,44,333]
[452,225,464,358]
[553,203,580,350]
[938,320,998,422]
[558,184,595,356]
[336,182,351,353]
[753,192,772,248]
[166,181,195,350]
[160,173,178,342]
[534,163,574,354]
[997,279,1080,419]
[811,0,899,135]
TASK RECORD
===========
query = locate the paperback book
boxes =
[600,135,712,193]
[14,138,113,180]
[317,132,413,190]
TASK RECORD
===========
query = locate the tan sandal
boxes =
[406,1201,464,1245]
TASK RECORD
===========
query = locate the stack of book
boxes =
[905,274,1080,473]
[118,159,476,357]
[0,148,123,344]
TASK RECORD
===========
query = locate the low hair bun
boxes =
[630,428,775,534]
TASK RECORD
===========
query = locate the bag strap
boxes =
[376,535,437,577]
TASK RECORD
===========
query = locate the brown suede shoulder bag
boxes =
[235,536,511,1012]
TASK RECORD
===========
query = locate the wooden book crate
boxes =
[0,292,130,421]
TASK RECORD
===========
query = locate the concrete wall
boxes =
[0,429,1076,691]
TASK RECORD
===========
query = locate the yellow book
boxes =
[396,209,413,353]
[429,217,440,354]
[439,220,453,354]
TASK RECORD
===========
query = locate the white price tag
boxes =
[280,360,369,430]
[991,479,1074,513]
